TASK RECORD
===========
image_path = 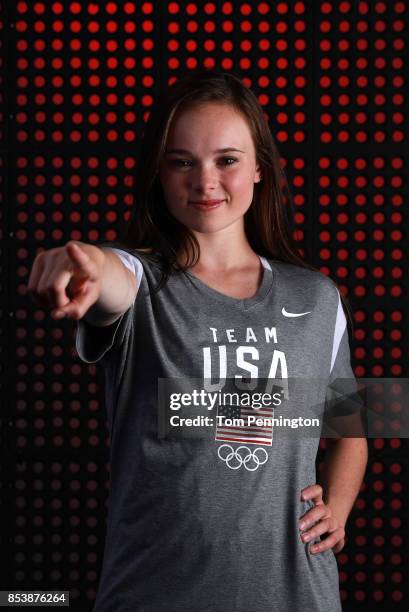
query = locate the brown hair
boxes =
[116,69,354,334]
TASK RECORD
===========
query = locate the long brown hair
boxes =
[115,69,354,334]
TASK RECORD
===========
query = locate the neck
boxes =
[177,230,259,273]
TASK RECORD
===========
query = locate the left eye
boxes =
[170,157,237,167]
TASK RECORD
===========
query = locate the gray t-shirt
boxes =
[76,245,359,612]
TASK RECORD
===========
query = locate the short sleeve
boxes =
[324,289,364,428]
[74,246,144,364]
[328,291,354,381]
[75,306,134,364]
[107,247,144,279]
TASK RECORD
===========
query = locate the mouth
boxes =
[189,199,225,210]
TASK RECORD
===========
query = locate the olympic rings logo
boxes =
[217,444,269,471]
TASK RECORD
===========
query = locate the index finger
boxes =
[65,242,95,276]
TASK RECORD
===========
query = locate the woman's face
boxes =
[158,102,262,235]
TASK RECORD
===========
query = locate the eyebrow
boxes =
[164,147,245,155]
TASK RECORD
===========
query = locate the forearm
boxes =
[79,244,137,324]
[318,438,368,528]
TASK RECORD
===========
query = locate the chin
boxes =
[187,219,239,234]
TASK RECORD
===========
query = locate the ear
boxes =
[254,164,262,183]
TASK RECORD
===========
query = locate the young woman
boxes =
[28,70,368,611]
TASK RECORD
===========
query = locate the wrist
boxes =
[325,501,347,529]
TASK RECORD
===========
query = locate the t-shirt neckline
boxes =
[184,255,274,310]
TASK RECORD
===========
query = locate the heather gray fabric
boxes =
[75,244,359,612]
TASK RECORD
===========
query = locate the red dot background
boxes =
[2,1,408,609]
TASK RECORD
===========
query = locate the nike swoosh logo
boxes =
[282,307,312,318]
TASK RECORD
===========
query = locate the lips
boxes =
[189,199,225,212]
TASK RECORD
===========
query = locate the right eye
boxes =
[169,160,191,167]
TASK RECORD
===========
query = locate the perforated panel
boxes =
[2,2,408,611]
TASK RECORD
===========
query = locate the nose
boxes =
[190,163,219,195]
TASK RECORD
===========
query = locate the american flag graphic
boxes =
[215,402,274,446]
